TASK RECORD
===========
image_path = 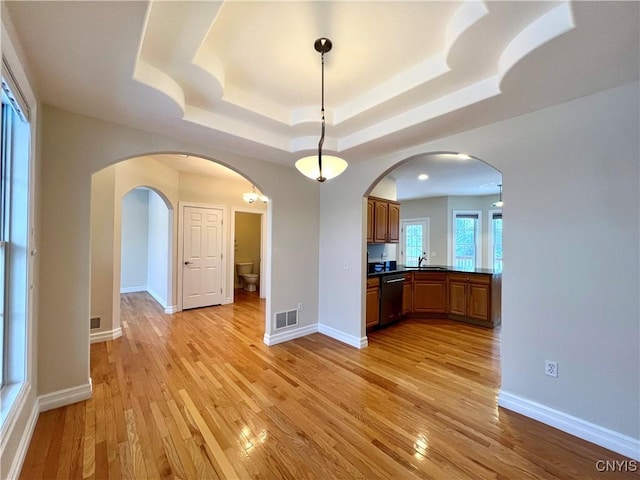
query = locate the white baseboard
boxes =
[90,326,123,344]
[120,285,146,293]
[1,387,38,480]
[165,305,178,314]
[499,391,640,461]
[318,323,368,349]
[263,323,369,349]
[39,381,93,413]
[263,324,318,346]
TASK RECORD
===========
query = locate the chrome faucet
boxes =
[418,252,427,267]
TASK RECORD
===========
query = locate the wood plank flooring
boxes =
[20,291,635,479]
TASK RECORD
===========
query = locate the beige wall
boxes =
[319,83,640,448]
[90,157,179,335]
[40,105,320,398]
[400,194,500,269]
[399,196,449,266]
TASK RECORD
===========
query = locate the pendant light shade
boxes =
[295,155,348,181]
[295,38,347,182]
[492,184,504,207]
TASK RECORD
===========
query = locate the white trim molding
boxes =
[318,324,368,349]
[499,391,640,461]
[263,323,369,349]
[90,327,123,344]
[39,381,93,413]
[120,285,146,294]
[0,388,38,480]
[264,324,318,346]
[164,305,178,314]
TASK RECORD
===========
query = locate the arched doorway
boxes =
[89,153,269,343]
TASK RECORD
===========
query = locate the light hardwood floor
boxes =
[20,291,634,479]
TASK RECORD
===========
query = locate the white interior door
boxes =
[182,206,223,309]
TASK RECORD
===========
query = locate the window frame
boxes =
[451,210,482,270]
[488,209,503,273]
[0,39,36,432]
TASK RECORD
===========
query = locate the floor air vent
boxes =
[274,309,298,330]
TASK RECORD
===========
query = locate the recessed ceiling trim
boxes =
[498,2,575,85]
[338,76,501,152]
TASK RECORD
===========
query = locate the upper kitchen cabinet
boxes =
[368,196,400,244]
[367,198,374,243]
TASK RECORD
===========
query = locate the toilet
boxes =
[236,262,259,292]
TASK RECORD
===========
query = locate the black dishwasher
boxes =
[379,273,405,326]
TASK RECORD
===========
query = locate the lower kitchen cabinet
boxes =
[413,272,447,313]
[448,273,492,325]
[402,274,412,315]
[367,270,500,331]
[366,277,380,329]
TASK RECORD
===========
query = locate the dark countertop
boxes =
[367,265,497,278]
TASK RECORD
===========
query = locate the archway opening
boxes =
[89,153,270,344]
[363,150,503,345]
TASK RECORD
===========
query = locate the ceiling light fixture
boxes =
[243,185,268,204]
[492,184,504,207]
[295,38,348,182]
[418,174,429,180]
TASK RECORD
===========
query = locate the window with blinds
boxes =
[453,211,481,270]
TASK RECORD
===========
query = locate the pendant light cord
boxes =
[317,51,326,182]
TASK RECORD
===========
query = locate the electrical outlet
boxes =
[297,302,303,312]
[545,360,558,378]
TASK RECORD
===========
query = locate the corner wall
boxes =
[318,83,640,456]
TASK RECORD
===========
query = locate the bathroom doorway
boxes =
[232,210,265,299]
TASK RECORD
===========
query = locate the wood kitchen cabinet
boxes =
[366,277,380,329]
[402,273,412,315]
[448,273,492,324]
[366,199,374,243]
[368,196,400,244]
[413,272,447,313]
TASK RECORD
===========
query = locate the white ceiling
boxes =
[4,0,639,197]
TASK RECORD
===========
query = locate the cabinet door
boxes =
[413,281,447,313]
[366,286,380,328]
[366,199,374,243]
[468,283,490,322]
[402,281,412,315]
[387,202,400,243]
[373,201,388,243]
[448,281,467,316]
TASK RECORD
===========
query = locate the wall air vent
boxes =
[274,309,298,330]
[90,317,101,329]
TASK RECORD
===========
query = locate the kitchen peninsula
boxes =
[366,263,501,331]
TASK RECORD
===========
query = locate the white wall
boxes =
[318,83,640,453]
[147,190,169,306]
[120,188,149,290]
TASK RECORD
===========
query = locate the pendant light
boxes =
[295,38,348,182]
[492,184,504,207]
[242,185,268,204]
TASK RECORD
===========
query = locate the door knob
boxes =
[184,261,192,265]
